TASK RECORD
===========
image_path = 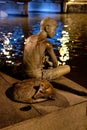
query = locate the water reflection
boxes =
[0,26,24,66]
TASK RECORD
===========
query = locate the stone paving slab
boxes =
[2,102,87,130]
[0,72,87,130]
[52,76,87,94]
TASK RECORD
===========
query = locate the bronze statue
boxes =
[23,17,70,81]
[11,17,71,104]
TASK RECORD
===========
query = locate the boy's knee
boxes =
[65,65,71,73]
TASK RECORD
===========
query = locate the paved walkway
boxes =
[0,72,87,130]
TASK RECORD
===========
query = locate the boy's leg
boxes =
[42,65,70,81]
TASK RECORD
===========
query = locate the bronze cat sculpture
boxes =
[12,78,55,103]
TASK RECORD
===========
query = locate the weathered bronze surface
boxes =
[23,17,70,81]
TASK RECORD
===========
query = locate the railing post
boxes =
[24,2,28,16]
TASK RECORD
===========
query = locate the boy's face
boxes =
[46,24,57,38]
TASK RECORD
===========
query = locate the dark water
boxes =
[0,13,87,88]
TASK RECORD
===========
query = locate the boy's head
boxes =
[40,17,58,38]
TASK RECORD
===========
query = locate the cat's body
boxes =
[12,78,55,103]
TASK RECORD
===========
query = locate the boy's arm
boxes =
[46,42,58,68]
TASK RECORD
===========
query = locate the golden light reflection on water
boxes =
[57,29,70,65]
